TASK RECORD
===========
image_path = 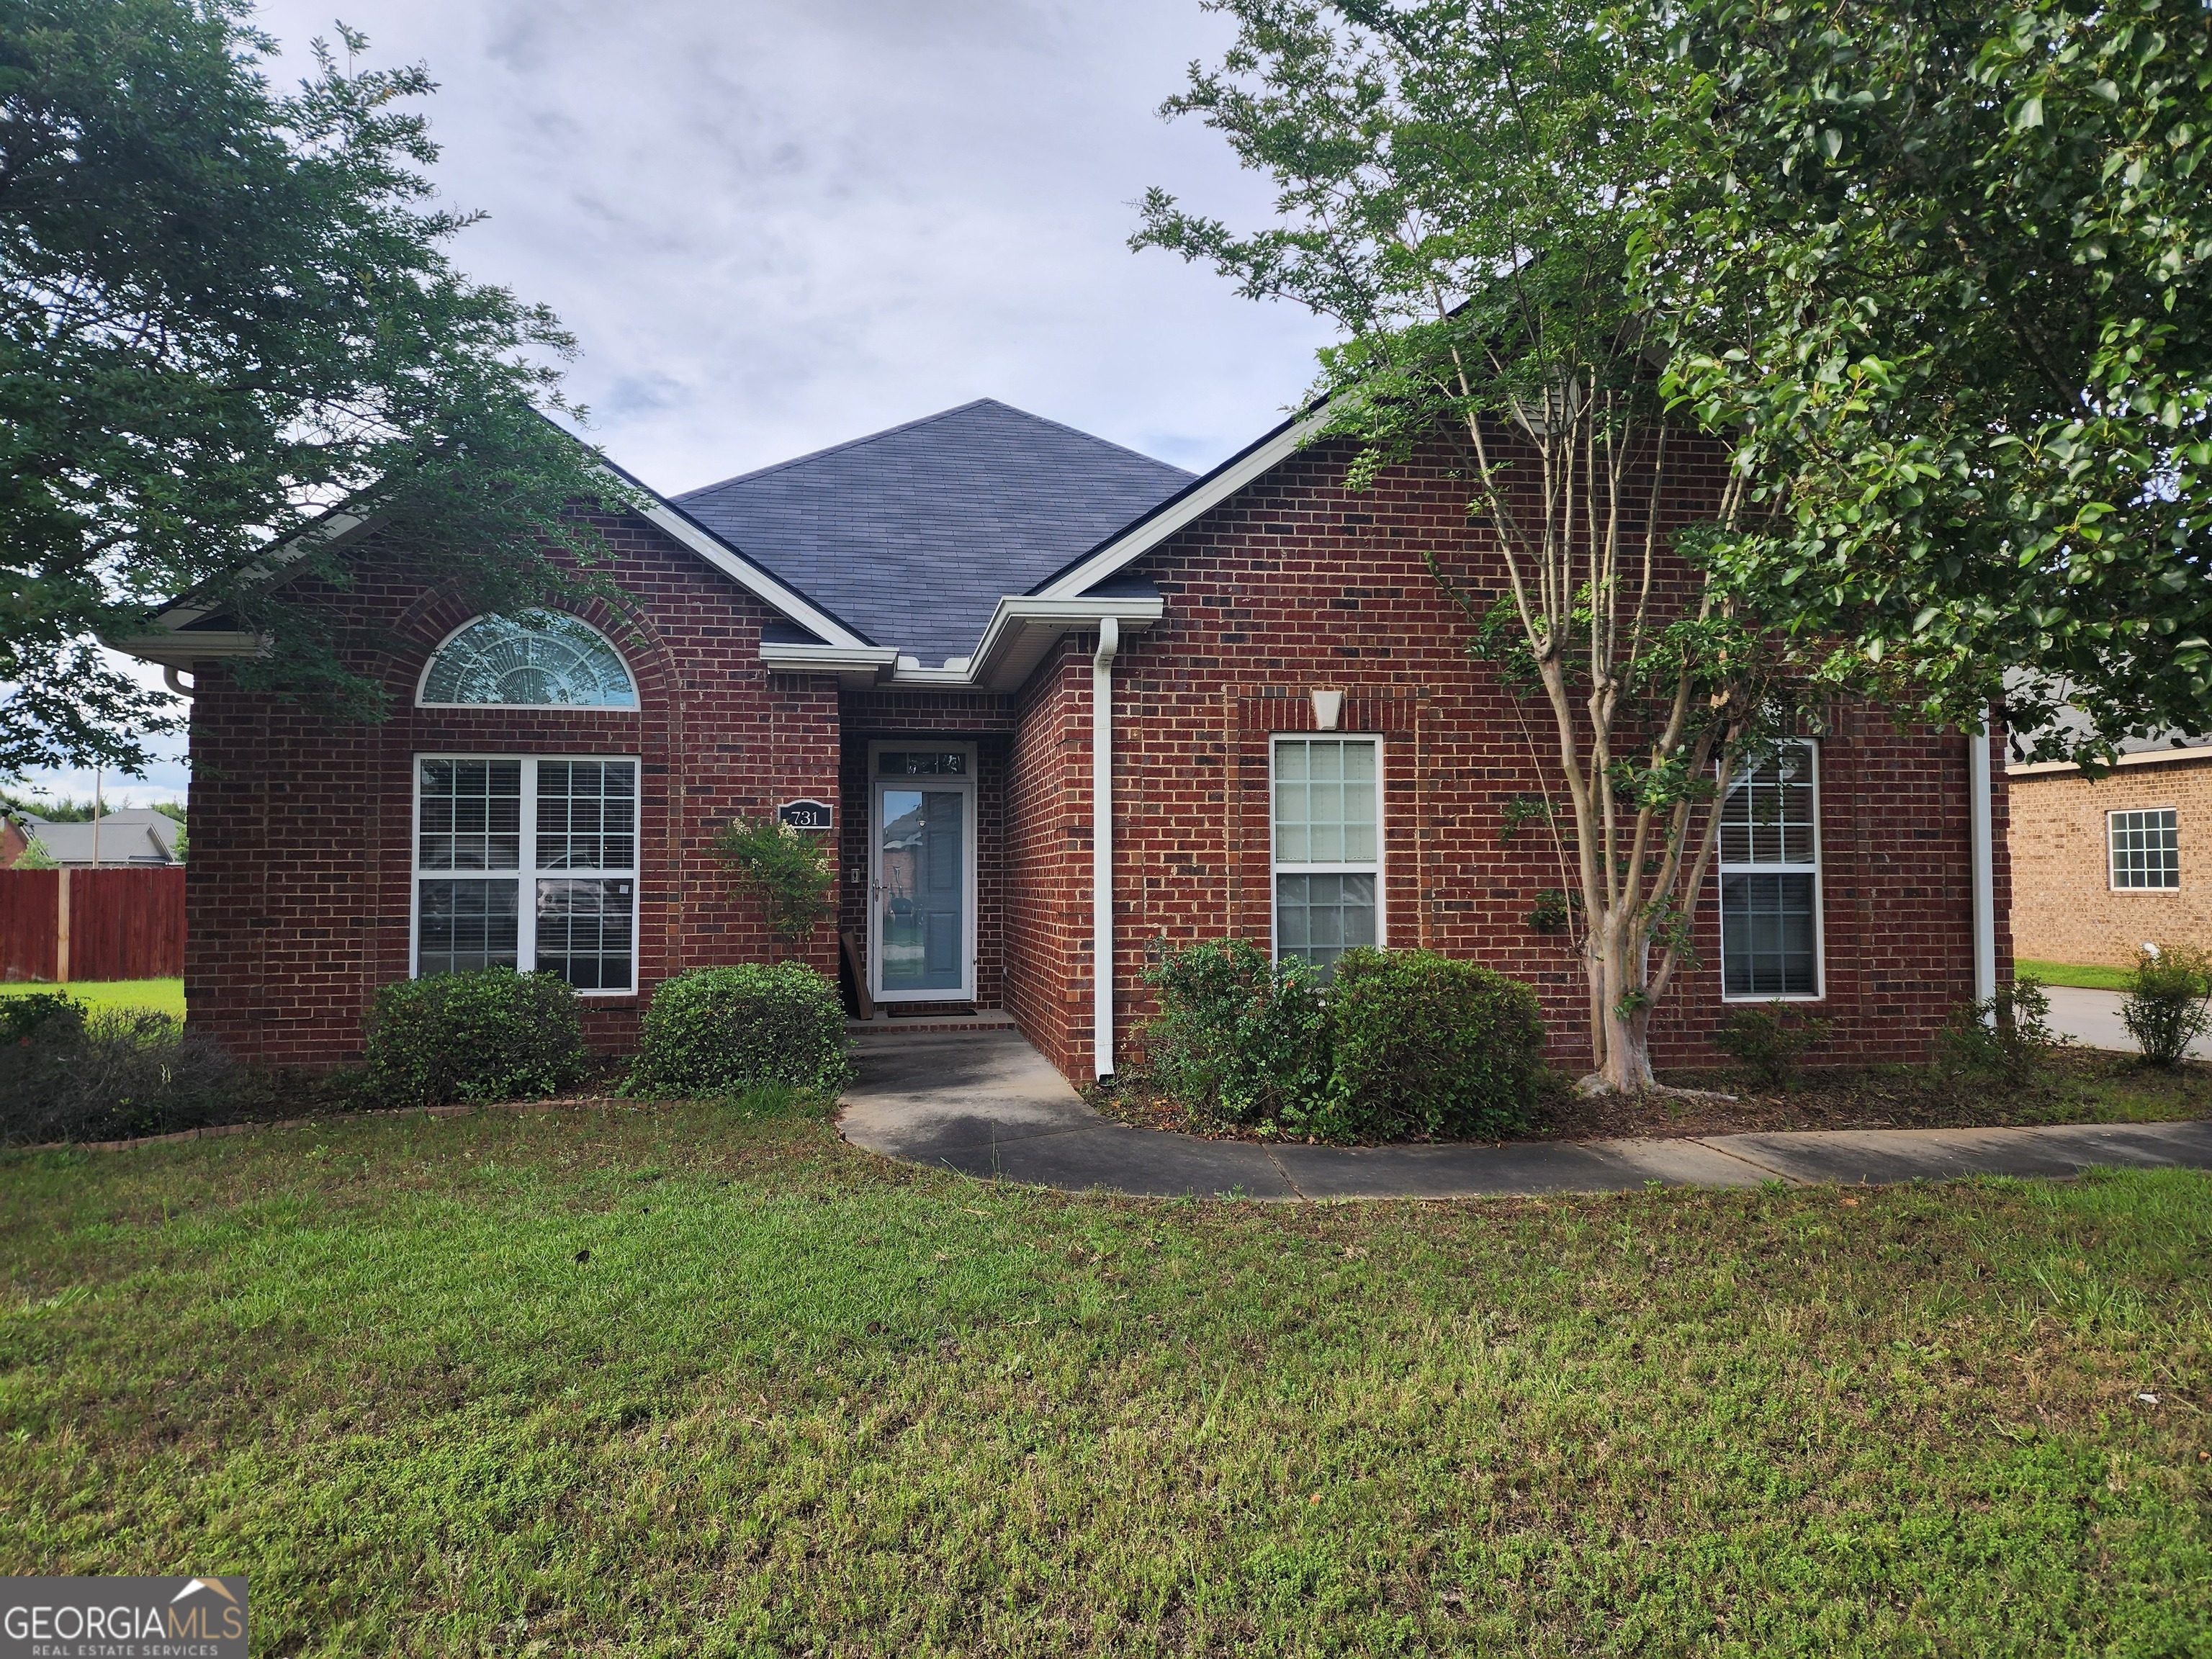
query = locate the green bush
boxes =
[364,967,587,1107]
[1139,939,1330,1128]
[1137,941,1547,1142]
[1711,1001,1833,1091]
[2121,945,2212,1068]
[1939,977,2062,1086]
[1,990,86,1048]
[1321,948,1545,1140]
[631,963,850,1099]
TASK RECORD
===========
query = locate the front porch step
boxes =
[848,1010,1020,1036]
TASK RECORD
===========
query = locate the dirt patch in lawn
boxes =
[1089,1048,2211,1146]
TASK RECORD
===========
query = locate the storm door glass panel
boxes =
[877,787,966,993]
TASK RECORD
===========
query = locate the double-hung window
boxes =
[1272,736,1381,971]
[1718,742,1822,998]
[414,756,638,992]
[2109,808,2180,889]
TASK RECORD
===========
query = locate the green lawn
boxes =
[1,1102,2207,1655]
[0,977,184,1018]
[2018,958,2136,992]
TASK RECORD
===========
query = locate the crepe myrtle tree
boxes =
[1135,0,1810,1091]
[0,0,642,775]
[1632,0,2212,765]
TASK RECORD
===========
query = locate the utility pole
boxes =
[90,765,103,868]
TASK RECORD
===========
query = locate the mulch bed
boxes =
[1088,1049,2211,1147]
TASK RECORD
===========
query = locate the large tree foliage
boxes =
[0,0,636,775]
[1136,0,1804,1090]
[1637,0,2212,763]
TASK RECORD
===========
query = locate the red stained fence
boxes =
[0,868,185,983]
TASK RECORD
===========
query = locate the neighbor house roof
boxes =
[22,809,179,866]
[674,399,1195,666]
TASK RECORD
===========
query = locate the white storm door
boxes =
[871,776,974,1002]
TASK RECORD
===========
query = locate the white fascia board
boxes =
[636,500,873,651]
[104,510,379,668]
[2009,742,2212,777]
[1032,410,1329,601]
[758,641,900,688]
[967,595,1164,691]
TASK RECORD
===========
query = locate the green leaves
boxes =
[1635,0,2212,763]
[0,0,642,771]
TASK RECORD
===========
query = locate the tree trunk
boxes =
[1581,913,1658,1094]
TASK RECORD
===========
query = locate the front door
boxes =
[871,752,973,1002]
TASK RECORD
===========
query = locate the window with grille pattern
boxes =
[413,756,637,991]
[2109,808,2180,889]
[1272,737,1380,972]
[1719,742,1822,997]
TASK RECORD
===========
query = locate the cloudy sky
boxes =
[17,0,1334,809]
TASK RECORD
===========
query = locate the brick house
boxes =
[115,395,2011,1084]
[2008,736,2212,969]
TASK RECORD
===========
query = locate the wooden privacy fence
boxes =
[0,868,186,983]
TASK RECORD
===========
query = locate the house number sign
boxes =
[778,799,834,832]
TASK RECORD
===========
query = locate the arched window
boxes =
[418,612,637,709]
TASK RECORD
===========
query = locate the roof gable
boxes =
[674,399,1193,665]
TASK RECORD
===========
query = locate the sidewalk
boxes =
[839,1028,2212,1201]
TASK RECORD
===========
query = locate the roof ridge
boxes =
[675,399,1006,498]
[675,398,1194,501]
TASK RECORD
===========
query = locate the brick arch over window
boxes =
[415,610,638,709]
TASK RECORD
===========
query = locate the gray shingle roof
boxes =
[673,399,1194,665]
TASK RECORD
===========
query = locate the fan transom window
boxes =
[419,612,637,708]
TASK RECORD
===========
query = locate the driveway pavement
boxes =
[838,1028,2212,1201]
[2043,984,2212,1061]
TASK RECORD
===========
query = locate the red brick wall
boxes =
[184,515,842,1069]
[1004,644,1093,1073]
[1013,435,2012,1082]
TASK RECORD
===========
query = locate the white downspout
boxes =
[1969,729,1997,1009]
[1092,618,1120,1078]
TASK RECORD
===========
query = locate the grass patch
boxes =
[1,1102,2208,1654]
[0,977,184,1019]
[2019,959,2135,992]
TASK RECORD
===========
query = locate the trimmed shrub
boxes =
[1711,1001,1833,1091]
[2121,945,2212,1067]
[364,967,587,1107]
[1140,939,1330,1127]
[1,990,86,1048]
[1321,948,1545,1140]
[631,963,850,1098]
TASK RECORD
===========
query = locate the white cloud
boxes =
[12,1,1333,805]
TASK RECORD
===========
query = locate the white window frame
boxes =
[1268,733,1386,966]
[409,753,641,996]
[1717,739,1825,1002]
[2107,806,2180,892]
[866,739,979,1004]
[414,612,637,711]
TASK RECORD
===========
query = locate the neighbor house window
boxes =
[413,756,637,992]
[2110,808,2180,889]
[418,611,637,708]
[1718,742,1822,997]
[1272,736,1380,971]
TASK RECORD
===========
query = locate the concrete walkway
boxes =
[838,1029,2212,1201]
[2044,984,2212,1061]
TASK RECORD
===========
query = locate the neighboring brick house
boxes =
[2008,737,2212,969]
[115,395,2011,1084]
